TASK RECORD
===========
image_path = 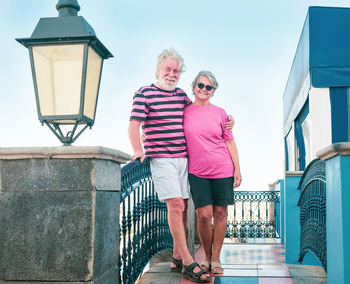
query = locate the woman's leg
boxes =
[211,205,228,272]
[196,205,214,266]
[210,176,234,270]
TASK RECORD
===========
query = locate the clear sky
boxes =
[1,0,349,190]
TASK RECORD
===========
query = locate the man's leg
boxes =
[166,198,192,264]
[171,199,187,263]
[150,158,188,263]
[166,198,210,280]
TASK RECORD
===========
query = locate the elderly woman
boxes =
[183,70,242,274]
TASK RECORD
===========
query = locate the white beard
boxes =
[158,76,178,91]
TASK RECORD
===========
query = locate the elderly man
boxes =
[129,48,232,282]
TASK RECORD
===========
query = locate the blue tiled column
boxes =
[284,172,303,264]
[318,143,350,284]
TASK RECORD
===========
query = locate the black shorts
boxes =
[188,174,234,209]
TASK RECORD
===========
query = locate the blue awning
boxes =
[283,6,350,136]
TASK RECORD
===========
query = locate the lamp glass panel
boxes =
[52,119,78,124]
[32,44,84,117]
[83,47,102,120]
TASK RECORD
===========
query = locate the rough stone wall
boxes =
[0,147,129,283]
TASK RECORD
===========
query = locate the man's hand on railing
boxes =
[131,151,146,163]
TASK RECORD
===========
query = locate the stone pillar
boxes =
[284,171,303,264]
[186,198,196,256]
[0,146,130,283]
[318,142,350,284]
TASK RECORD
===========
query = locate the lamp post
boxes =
[16,0,113,145]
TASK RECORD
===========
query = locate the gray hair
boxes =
[191,70,219,94]
[155,48,185,79]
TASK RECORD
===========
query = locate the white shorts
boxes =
[150,157,190,202]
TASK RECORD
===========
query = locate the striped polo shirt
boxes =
[130,84,192,158]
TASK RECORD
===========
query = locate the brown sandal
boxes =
[211,261,224,274]
[170,257,182,273]
[182,262,212,283]
[200,260,210,272]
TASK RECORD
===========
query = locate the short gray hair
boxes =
[191,70,219,93]
[155,48,185,79]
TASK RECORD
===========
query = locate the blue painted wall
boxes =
[284,174,302,264]
[329,87,349,143]
[325,154,350,284]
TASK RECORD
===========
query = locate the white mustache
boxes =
[165,76,177,81]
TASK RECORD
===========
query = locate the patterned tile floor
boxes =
[180,242,292,284]
[139,239,327,284]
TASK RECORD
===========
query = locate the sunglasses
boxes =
[197,83,214,91]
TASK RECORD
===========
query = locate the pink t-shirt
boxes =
[184,104,234,178]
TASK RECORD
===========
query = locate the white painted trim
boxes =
[283,72,311,137]
[308,87,332,160]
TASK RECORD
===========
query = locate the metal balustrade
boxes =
[119,159,283,282]
[119,159,173,284]
[297,158,327,270]
[226,191,280,239]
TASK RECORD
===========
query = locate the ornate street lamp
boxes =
[16,0,113,145]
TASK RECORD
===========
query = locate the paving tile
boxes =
[258,264,290,277]
[258,264,289,269]
[259,277,294,283]
[214,277,258,284]
[222,264,257,269]
[287,264,326,278]
[139,241,328,283]
[221,268,258,277]
[219,243,286,264]
[146,262,173,273]
[292,277,327,284]
[137,270,183,283]
[150,249,173,266]
[181,276,215,284]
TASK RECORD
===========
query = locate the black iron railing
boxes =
[226,191,280,239]
[297,158,327,270]
[119,160,283,282]
[119,159,172,284]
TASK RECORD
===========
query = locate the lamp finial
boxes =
[56,0,80,17]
